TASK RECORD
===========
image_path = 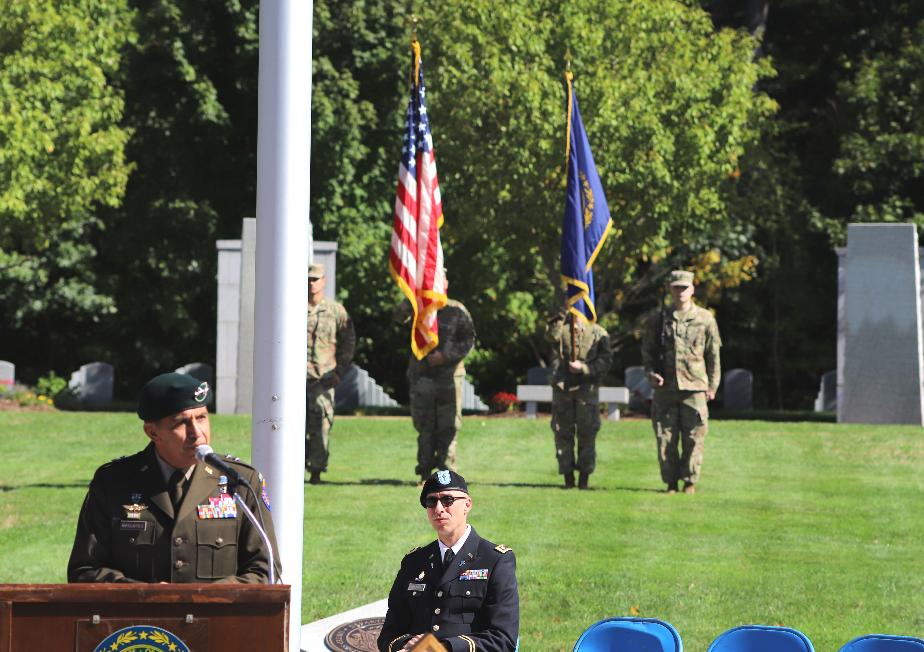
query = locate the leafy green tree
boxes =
[415,0,774,394]
[0,0,134,379]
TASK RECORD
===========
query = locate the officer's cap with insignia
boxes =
[667,270,695,287]
[137,372,211,422]
[419,469,469,507]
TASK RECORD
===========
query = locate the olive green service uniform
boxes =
[403,299,475,478]
[641,300,721,488]
[377,529,519,652]
[306,296,355,474]
[546,313,613,480]
[68,443,280,583]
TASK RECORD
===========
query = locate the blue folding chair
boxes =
[838,634,924,652]
[707,625,814,652]
[573,617,682,652]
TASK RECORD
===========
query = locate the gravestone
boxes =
[841,223,924,424]
[334,364,401,411]
[723,368,753,411]
[526,366,552,386]
[69,362,114,409]
[624,365,652,413]
[814,370,836,412]
[0,361,13,393]
[176,363,215,408]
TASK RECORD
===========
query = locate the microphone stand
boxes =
[228,478,277,585]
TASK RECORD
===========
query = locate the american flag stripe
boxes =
[389,40,447,359]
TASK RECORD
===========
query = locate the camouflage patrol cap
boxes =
[420,469,469,506]
[137,372,211,421]
[668,270,695,287]
[308,263,326,278]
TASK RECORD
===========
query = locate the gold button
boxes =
[174,560,184,569]
[436,591,443,598]
[174,537,183,546]
[432,625,440,632]
[434,608,441,614]
[215,537,223,545]
[465,590,471,596]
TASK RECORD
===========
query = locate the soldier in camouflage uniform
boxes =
[397,295,475,483]
[305,262,355,484]
[641,270,721,495]
[546,311,613,489]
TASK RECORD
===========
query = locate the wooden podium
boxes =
[0,583,290,651]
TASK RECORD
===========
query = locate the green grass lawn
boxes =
[1,411,922,651]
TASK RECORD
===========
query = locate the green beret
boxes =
[137,372,211,421]
[420,469,469,506]
[668,270,695,286]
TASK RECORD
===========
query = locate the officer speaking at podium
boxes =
[68,372,280,583]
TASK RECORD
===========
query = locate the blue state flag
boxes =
[561,74,613,323]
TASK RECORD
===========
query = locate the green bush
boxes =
[35,372,68,400]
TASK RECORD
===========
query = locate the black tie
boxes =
[443,548,455,570]
[168,469,186,510]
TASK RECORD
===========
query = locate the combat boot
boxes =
[578,472,590,490]
[563,472,575,489]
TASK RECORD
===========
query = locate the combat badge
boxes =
[122,503,147,520]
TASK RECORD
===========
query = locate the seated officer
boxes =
[67,372,280,583]
[377,470,519,652]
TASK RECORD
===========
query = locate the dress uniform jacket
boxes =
[377,528,519,652]
[68,443,280,583]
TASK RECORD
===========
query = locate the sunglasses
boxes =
[424,494,466,509]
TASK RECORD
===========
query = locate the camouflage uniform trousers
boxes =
[410,372,463,477]
[551,385,600,475]
[305,382,335,473]
[651,389,708,484]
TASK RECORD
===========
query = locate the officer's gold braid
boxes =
[458,635,476,652]
[388,635,408,652]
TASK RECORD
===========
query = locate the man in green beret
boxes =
[305,262,355,485]
[641,270,721,495]
[68,372,281,583]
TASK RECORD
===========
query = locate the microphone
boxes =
[195,444,249,488]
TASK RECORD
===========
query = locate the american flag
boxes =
[389,40,447,360]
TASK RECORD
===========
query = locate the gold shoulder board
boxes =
[406,546,420,556]
[495,544,512,554]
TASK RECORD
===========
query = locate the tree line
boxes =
[1,0,922,409]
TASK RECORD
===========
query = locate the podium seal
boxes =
[92,625,191,652]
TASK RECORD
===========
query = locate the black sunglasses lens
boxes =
[424,496,458,508]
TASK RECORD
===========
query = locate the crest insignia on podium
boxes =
[92,625,191,652]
